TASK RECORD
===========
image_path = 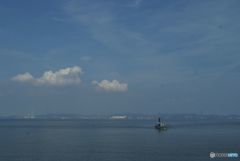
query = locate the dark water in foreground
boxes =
[0,119,239,161]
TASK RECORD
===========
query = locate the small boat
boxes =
[155,117,167,130]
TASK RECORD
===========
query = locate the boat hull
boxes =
[154,124,167,130]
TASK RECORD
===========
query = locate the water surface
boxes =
[0,119,239,161]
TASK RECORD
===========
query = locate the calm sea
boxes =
[0,119,239,161]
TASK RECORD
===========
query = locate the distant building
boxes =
[110,115,127,119]
[24,113,35,119]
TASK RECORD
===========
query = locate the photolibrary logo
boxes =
[210,152,238,158]
[210,152,216,158]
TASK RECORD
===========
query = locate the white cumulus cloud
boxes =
[12,66,83,86]
[92,80,128,92]
[11,72,34,82]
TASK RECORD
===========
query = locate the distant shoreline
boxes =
[0,113,240,121]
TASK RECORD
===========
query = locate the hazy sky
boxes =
[0,0,240,115]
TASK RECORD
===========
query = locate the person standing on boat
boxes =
[158,117,161,126]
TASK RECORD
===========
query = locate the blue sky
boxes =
[0,0,240,115]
